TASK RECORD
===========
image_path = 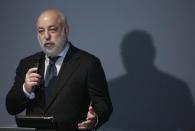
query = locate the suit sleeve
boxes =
[87,58,113,129]
[6,60,31,115]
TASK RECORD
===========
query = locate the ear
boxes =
[64,25,69,35]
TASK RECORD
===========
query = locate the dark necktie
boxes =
[45,56,60,105]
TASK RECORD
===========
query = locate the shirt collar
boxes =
[58,42,70,59]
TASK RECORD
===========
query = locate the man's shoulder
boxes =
[20,51,44,63]
[72,45,100,63]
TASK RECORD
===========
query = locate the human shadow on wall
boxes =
[106,30,195,131]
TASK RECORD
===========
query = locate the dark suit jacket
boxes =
[6,43,113,131]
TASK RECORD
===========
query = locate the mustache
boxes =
[42,41,55,45]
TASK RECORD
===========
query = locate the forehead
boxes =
[37,12,61,28]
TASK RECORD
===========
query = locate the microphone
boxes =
[33,56,41,73]
[31,56,41,92]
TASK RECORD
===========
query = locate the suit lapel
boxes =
[44,44,81,112]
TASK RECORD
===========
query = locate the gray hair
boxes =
[37,9,68,27]
[57,10,68,26]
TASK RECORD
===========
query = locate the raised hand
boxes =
[24,67,41,93]
[78,105,97,130]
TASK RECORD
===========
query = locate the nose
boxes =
[44,30,51,40]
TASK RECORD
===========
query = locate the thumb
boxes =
[88,106,95,114]
[87,106,96,121]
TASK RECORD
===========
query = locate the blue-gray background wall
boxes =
[0,1,195,131]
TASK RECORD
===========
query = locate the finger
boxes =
[29,73,41,79]
[78,126,87,130]
[78,120,92,126]
[78,121,86,126]
[88,106,95,114]
[78,122,87,130]
[27,73,41,83]
[28,82,39,87]
[87,111,96,120]
[28,77,40,83]
[27,68,38,74]
[78,121,92,130]
[87,116,95,121]
[87,113,96,119]
[88,106,93,111]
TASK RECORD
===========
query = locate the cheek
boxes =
[37,35,43,41]
[52,34,61,41]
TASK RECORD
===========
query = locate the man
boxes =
[6,9,112,131]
